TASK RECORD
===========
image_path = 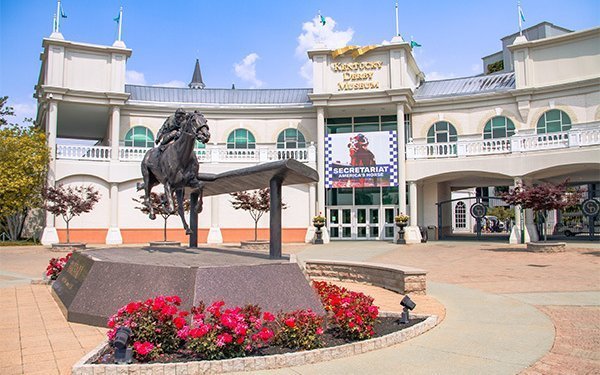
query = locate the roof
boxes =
[189,59,205,89]
[125,85,313,105]
[414,72,515,99]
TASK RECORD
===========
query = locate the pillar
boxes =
[305,183,317,243]
[41,99,59,246]
[316,107,330,243]
[105,183,123,244]
[404,181,422,243]
[110,106,120,161]
[207,195,223,244]
[396,103,407,214]
[509,176,538,243]
[269,177,283,259]
[189,192,199,248]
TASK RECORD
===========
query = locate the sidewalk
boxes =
[1,241,598,374]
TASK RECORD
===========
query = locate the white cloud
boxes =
[296,16,354,85]
[155,80,187,88]
[125,70,147,85]
[424,71,457,81]
[471,63,481,74]
[11,100,37,122]
[234,53,264,88]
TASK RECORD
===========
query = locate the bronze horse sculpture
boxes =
[137,110,210,234]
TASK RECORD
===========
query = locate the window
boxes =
[194,140,206,149]
[455,201,466,229]
[483,116,516,139]
[226,129,256,149]
[427,121,458,143]
[536,110,571,134]
[277,129,306,149]
[124,126,154,148]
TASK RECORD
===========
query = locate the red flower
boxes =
[173,316,186,329]
[133,341,154,356]
[262,311,275,322]
[125,302,141,314]
[258,327,274,342]
[216,333,233,347]
[284,317,296,328]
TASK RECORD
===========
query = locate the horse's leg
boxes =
[176,189,191,235]
[164,183,175,214]
[187,178,205,213]
[141,165,156,220]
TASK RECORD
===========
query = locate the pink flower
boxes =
[133,341,154,356]
[316,327,324,335]
[177,326,190,340]
[216,333,233,347]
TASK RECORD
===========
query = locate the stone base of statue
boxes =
[51,247,324,327]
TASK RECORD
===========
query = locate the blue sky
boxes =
[1,0,598,123]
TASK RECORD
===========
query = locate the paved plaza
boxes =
[0,240,598,374]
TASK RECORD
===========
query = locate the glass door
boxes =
[327,207,353,240]
[356,207,380,239]
[383,207,397,240]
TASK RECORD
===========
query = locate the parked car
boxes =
[553,223,600,237]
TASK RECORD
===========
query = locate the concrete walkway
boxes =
[233,282,555,375]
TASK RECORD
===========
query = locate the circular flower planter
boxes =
[72,312,438,374]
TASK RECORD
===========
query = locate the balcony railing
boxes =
[56,144,317,164]
[406,123,600,160]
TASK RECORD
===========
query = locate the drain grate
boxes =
[527,264,550,267]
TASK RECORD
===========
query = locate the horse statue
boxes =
[136,110,210,234]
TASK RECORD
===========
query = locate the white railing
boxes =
[56,145,111,161]
[406,124,600,160]
[58,144,317,164]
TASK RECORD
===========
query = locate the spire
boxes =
[189,59,205,89]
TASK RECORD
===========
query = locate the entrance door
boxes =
[356,207,380,239]
[383,207,397,240]
[327,207,353,240]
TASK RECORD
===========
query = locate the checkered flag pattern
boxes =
[389,131,399,186]
[325,136,333,188]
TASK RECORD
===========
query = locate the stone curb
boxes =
[72,312,438,374]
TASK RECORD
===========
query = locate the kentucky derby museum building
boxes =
[36,22,600,246]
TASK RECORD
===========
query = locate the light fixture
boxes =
[399,295,416,324]
[113,326,133,364]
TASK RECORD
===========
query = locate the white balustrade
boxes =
[56,145,111,161]
[119,146,151,161]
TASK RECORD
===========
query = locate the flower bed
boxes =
[46,252,72,280]
[74,281,438,373]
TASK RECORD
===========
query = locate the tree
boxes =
[133,192,190,242]
[501,180,582,241]
[0,106,49,240]
[230,188,286,242]
[42,185,100,243]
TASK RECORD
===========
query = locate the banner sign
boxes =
[325,131,398,188]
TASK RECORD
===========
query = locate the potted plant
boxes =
[312,213,326,244]
[394,213,409,244]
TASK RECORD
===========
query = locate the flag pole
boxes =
[118,7,123,41]
[53,13,57,33]
[56,0,61,32]
[518,1,523,36]
[395,2,399,37]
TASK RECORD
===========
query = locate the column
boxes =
[110,106,121,161]
[41,99,59,246]
[305,183,317,243]
[508,176,538,243]
[269,177,283,259]
[404,180,422,243]
[207,195,223,244]
[396,103,407,214]
[105,183,123,244]
[316,107,330,243]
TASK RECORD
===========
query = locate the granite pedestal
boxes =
[52,247,324,327]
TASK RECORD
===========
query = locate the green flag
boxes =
[114,14,120,23]
[60,5,67,18]
[320,15,326,26]
[410,40,422,48]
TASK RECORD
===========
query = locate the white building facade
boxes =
[36,25,600,245]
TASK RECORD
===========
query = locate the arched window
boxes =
[455,201,466,229]
[227,129,256,149]
[277,129,306,149]
[536,110,571,134]
[483,116,516,139]
[194,140,206,149]
[427,121,458,143]
[124,126,154,148]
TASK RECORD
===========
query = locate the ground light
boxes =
[399,295,416,324]
[113,326,133,364]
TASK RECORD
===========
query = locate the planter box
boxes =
[527,241,566,253]
[72,313,438,374]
